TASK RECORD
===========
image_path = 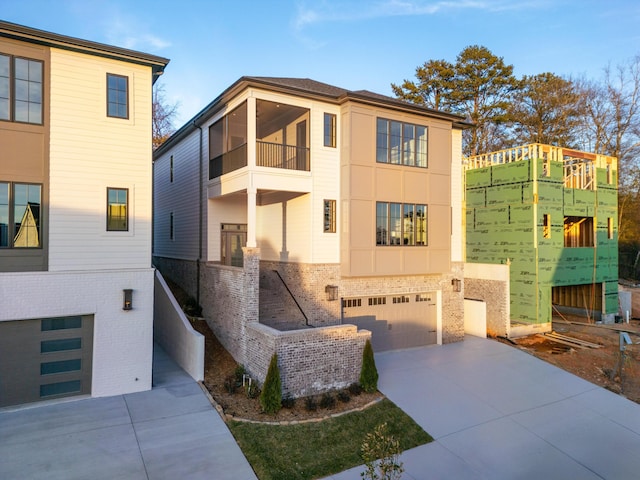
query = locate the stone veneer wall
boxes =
[157,251,465,396]
[152,256,199,300]
[245,323,370,397]
[464,263,510,337]
[262,260,465,344]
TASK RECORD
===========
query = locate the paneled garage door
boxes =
[342,293,437,351]
[0,315,93,408]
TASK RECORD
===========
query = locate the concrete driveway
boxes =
[0,346,257,480]
[326,335,640,480]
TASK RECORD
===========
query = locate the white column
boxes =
[247,96,256,168]
[247,185,257,248]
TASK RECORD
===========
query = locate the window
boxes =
[377,118,427,167]
[170,212,174,240]
[0,53,43,124]
[170,155,174,182]
[107,188,128,231]
[376,202,428,246]
[221,223,246,267]
[324,113,336,147]
[0,181,42,248]
[543,214,551,239]
[564,216,594,247]
[107,73,128,118]
[323,200,336,233]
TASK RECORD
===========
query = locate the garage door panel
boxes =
[343,293,437,352]
[0,315,93,408]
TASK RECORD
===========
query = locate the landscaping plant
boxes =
[359,339,379,393]
[259,353,282,414]
[360,422,404,480]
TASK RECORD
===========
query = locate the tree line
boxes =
[392,45,640,279]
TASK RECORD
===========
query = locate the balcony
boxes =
[209,144,247,179]
[257,141,309,171]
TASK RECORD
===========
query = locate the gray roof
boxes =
[0,20,169,80]
[155,76,470,156]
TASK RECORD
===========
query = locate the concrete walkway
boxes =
[0,345,257,480]
[325,336,640,479]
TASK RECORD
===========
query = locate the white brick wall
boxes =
[0,268,155,397]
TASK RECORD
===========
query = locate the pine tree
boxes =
[359,340,379,393]
[260,353,282,414]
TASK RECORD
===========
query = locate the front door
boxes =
[221,223,247,267]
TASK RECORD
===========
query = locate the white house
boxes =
[0,21,169,408]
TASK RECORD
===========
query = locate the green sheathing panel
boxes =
[491,159,531,183]
[596,166,617,186]
[466,167,492,187]
[466,155,619,325]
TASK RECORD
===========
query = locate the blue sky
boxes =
[4,1,640,126]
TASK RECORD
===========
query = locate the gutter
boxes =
[194,120,203,307]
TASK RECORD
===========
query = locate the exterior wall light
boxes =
[451,279,461,293]
[123,289,133,310]
[325,285,339,301]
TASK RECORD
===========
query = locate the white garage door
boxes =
[342,293,437,351]
[0,315,93,408]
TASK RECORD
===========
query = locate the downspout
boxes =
[194,120,203,307]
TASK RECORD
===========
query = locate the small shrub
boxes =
[245,380,260,399]
[260,354,282,414]
[320,392,336,409]
[359,339,379,393]
[281,395,295,409]
[360,422,404,480]
[234,364,246,384]
[305,396,318,411]
[224,374,237,394]
[337,390,351,403]
[349,383,363,396]
[183,296,202,317]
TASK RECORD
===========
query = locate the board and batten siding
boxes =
[153,128,204,261]
[451,129,463,263]
[47,48,152,271]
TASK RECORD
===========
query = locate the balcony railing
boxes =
[257,141,310,171]
[209,141,311,180]
[209,144,247,179]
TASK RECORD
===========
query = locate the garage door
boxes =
[0,315,93,408]
[342,293,437,351]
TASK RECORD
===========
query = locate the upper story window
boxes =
[376,118,427,167]
[324,113,336,147]
[0,181,42,248]
[107,73,128,119]
[376,201,427,246]
[0,53,43,125]
[106,187,128,231]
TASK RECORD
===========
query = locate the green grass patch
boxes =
[228,398,433,480]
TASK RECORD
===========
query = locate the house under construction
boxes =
[465,144,618,334]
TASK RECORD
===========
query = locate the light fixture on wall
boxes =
[325,285,339,301]
[123,289,133,310]
[451,279,461,293]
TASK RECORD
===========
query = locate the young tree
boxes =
[152,82,179,150]
[359,339,378,393]
[508,73,582,147]
[259,353,282,414]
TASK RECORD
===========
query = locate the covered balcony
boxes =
[209,99,310,180]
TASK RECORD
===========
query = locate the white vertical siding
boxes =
[48,48,153,271]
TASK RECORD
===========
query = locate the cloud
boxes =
[101,13,171,52]
[292,0,549,32]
